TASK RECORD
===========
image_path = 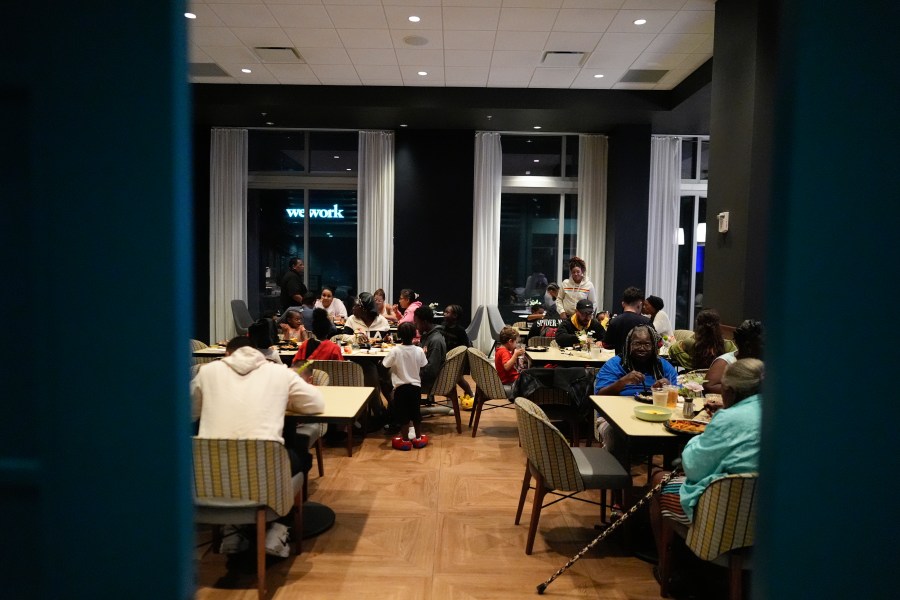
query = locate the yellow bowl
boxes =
[634,405,673,422]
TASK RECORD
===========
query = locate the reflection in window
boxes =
[248,131,306,172]
[675,195,707,330]
[502,136,578,177]
[309,132,358,174]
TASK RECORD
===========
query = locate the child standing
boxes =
[495,326,525,399]
[383,322,429,450]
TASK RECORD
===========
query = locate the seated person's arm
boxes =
[554,320,577,347]
[287,374,325,414]
[681,416,735,483]
[190,378,203,421]
[593,359,640,395]
[703,357,728,394]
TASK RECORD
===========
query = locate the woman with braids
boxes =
[704,319,764,394]
[555,256,596,319]
[668,308,735,371]
[593,325,679,451]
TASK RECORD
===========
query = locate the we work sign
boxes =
[285,204,345,219]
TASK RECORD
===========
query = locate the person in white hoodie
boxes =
[190,336,325,557]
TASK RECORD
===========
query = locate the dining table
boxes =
[286,385,373,538]
[526,345,615,367]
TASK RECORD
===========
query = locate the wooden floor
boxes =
[194,390,665,600]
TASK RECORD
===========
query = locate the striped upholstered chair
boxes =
[514,398,630,555]
[192,438,304,600]
[289,368,329,478]
[659,473,758,600]
[422,345,468,433]
[466,347,515,438]
[310,360,366,456]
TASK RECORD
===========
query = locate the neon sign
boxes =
[285,204,345,219]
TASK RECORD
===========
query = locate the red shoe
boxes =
[392,436,412,451]
[412,435,429,449]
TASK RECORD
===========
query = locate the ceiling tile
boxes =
[613,81,657,89]
[263,0,329,4]
[207,4,278,28]
[325,5,388,28]
[594,31,656,54]
[356,64,402,79]
[644,33,707,54]
[394,48,444,66]
[186,4,225,26]
[545,31,601,52]
[445,49,493,67]
[359,77,403,86]
[230,27,293,47]
[190,44,212,62]
[202,45,262,64]
[529,67,579,88]
[693,33,713,54]
[607,10,677,33]
[441,0,501,7]
[681,0,715,9]
[498,8,559,31]
[491,50,542,68]
[504,0,563,8]
[571,68,626,88]
[677,53,710,71]
[383,6,442,28]
[267,4,334,29]
[494,30,549,51]
[190,26,243,46]
[321,0,382,5]
[661,9,714,34]
[583,52,637,69]
[189,75,235,84]
[444,30,496,50]
[654,67,691,89]
[338,28,394,48]
[265,63,320,85]
[442,7,501,30]
[219,63,280,83]
[488,67,534,86]
[347,48,398,65]
[401,66,444,85]
[381,0,441,6]
[553,9,617,33]
[562,0,623,7]
[622,0,687,9]
[445,66,489,86]
[631,52,688,69]
[284,28,344,48]
[297,47,352,65]
[390,29,443,49]
[311,64,362,81]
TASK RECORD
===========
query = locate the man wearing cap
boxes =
[555,298,606,348]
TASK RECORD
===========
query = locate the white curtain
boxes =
[357,130,395,298]
[209,128,248,344]
[576,134,609,310]
[471,132,502,352]
[645,136,682,321]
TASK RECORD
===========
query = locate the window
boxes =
[247,130,358,316]
[674,136,709,329]
[498,135,579,322]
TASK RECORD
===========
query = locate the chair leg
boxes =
[315,437,325,477]
[525,472,546,555]
[515,461,532,525]
[729,554,743,600]
[658,518,675,598]
[468,390,479,428]
[256,508,267,600]
[471,398,485,438]
[450,389,462,434]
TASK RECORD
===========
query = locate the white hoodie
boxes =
[191,346,325,444]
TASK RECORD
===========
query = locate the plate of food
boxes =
[529,346,548,352]
[634,405,672,422]
[664,419,707,435]
[633,391,653,404]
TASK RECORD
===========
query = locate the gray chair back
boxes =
[231,299,254,335]
[486,305,505,340]
[465,305,485,341]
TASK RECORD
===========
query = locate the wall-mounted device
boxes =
[717,212,729,233]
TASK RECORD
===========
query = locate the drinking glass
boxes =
[666,385,679,409]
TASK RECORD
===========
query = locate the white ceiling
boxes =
[188,0,715,90]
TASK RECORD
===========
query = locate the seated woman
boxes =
[704,319,764,394]
[650,358,764,574]
[315,286,348,324]
[643,295,673,338]
[279,309,306,342]
[374,288,399,324]
[342,292,391,341]
[291,308,344,364]
[392,288,422,326]
[668,308,736,371]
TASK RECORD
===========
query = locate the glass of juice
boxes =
[666,385,679,409]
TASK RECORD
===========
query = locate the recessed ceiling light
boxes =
[533,159,540,163]
[261,112,267,116]
[634,18,647,25]
[533,126,542,130]
[525,171,531,175]
[594,74,604,78]
[346,168,352,171]
[417,71,427,76]
[241,68,252,74]
[333,155,340,159]
[184,13,196,19]
[400,124,408,127]
[486,115,492,120]
[265,121,274,125]
[526,139,532,143]
[408,16,420,23]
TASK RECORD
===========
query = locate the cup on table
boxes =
[666,385,679,408]
[652,387,669,407]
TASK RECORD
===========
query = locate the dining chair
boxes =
[231,299,254,336]
[307,360,366,456]
[658,473,758,600]
[485,305,506,357]
[513,320,528,330]
[465,305,485,345]
[513,397,630,555]
[289,369,329,479]
[466,347,515,437]
[192,438,304,600]
[422,345,468,434]
[527,336,553,348]
[190,339,217,366]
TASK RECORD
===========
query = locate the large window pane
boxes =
[675,195,695,330]
[308,189,357,302]
[561,192,578,282]
[564,135,579,177]
[248,131,306,172]
[681,138,696,180]
[309,131,358,174]
[502,136,563,176]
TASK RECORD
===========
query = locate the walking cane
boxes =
[535,467,682,594]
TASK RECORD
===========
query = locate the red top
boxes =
[495,346,519,385]
[291,339,344,364]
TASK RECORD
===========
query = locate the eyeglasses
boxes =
[630,341,653,349]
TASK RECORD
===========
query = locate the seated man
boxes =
[191,336,325,556]
[555,298,605,348]
[602,286,652,355]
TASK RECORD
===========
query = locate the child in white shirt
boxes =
[382,322,429,449]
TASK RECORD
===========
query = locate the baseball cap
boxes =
[576,299,594,312]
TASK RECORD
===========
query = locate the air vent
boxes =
[620,69,668,83]
[190,63,230,77]
[253,47,304,63]
[403,35,429,47]
[541,51,586,67]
